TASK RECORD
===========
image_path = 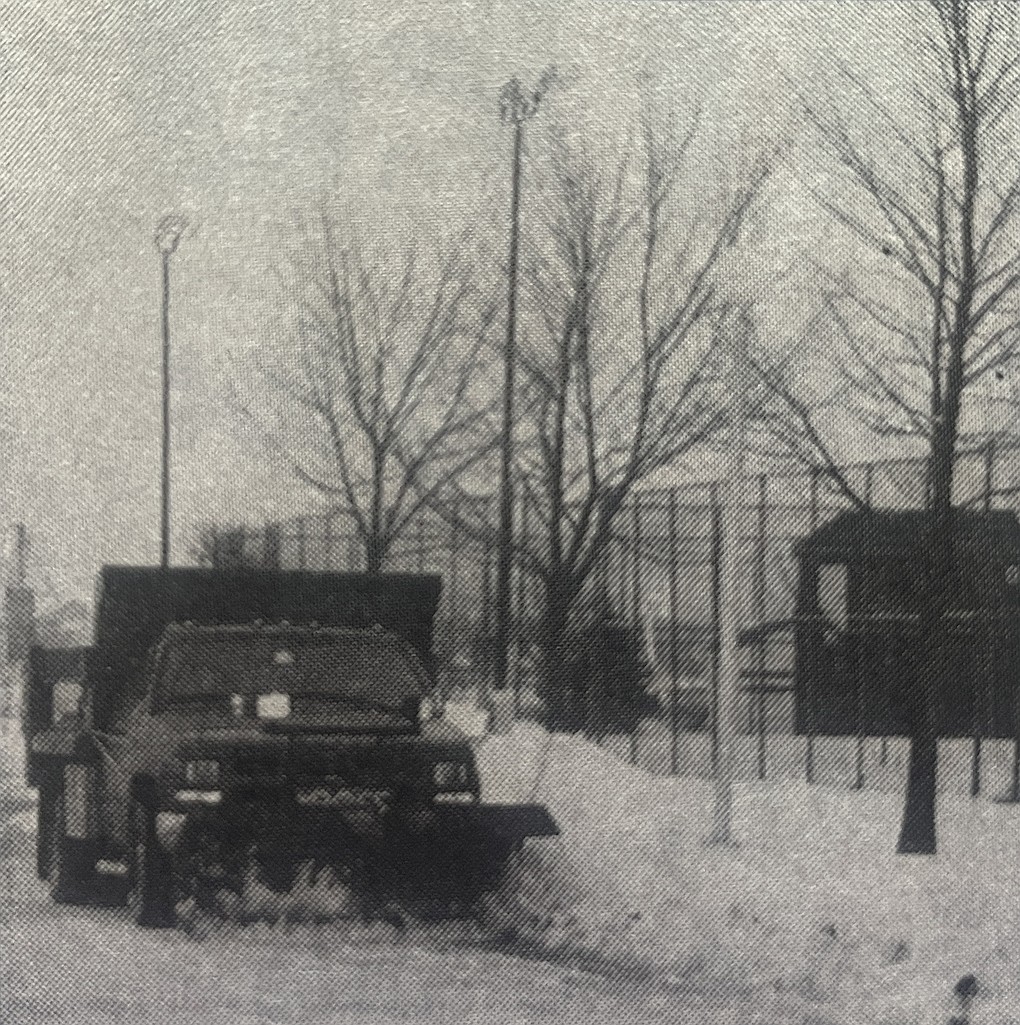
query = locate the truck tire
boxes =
[46,782,98,904]
[127,797,177,928]
[36,769,58,881]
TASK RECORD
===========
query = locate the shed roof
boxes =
[796,509,1020,561]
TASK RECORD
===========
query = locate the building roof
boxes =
[796,509,1020,561]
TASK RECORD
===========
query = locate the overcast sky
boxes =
[0,0,955,602]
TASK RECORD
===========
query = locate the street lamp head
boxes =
[499,67,557,125]
[499,78,526,124]
[155,214,188,255]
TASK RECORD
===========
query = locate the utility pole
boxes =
[154,215,187,570]
[493,71,554,722]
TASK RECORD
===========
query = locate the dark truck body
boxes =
[28,567,556,925]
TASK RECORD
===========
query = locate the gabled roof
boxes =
[796,509,1020,561]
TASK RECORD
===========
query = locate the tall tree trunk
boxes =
[365,535,386,574]
[898,727,938,854]
[897,618,942,855]
[540,576,577,731]
[366,444,387,574]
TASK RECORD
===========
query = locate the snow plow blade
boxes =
[433,803,559,843]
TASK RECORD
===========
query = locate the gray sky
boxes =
[0,1,939,601]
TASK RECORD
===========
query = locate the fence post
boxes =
[972,614,996,799]
[629,496,642,766]
[515,498,529,720]
[805,468,820,785]
[708,478,740,846]
[323,512,335,570]
[969,445,995,797]
[709,485,722,777]
[972,444,993,797]
[668,489,680,776]
[482,543,493,687]
[853,625,865,791]
[450,500,461,671]
[754,473,768,781]
[297,516,308,570]
[1009,674,1020,803]
[631,497,642,628]
[415,513,425,573]
[983,439,996,513]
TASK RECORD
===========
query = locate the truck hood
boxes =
[147,702,422,737]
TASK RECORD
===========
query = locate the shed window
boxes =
[818,563,849,629]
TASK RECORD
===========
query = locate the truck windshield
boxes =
[157,630,428,707]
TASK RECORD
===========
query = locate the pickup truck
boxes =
[28,567,557,926]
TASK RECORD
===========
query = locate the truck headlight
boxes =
[432,762,468,788]
[184,759,220,787]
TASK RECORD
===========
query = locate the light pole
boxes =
[493,71,554,721]
[154,215,187,570]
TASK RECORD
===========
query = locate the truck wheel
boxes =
[127,799,177,928]
[36,770,58,880]
[46,784,97,904]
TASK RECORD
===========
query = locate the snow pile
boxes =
[441,700,490,738]
[177,862,362,936]
[478,722,1020,1023]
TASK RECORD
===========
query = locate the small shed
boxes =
[792,509,1020,737]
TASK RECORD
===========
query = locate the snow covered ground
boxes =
[597,721,1020,801]
[480,722,1020,1025]
[0,714,808,1025]
[8,705,1020,1023]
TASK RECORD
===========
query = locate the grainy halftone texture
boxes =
[4,1,1020,1022]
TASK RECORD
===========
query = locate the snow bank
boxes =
[478,723,1020,1023]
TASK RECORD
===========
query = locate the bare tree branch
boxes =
[233,215,498,572]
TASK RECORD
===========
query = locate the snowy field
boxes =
[481,723,1020,1025]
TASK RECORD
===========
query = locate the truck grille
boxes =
[227,747,403,792]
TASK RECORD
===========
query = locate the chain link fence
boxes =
[197,438,1020,800]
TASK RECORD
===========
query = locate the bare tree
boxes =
[237,217,498,573]
[447,118,771,727]
[748,0,1020,854]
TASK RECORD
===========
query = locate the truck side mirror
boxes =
[26,645,92,737]
[52,680,84,723]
